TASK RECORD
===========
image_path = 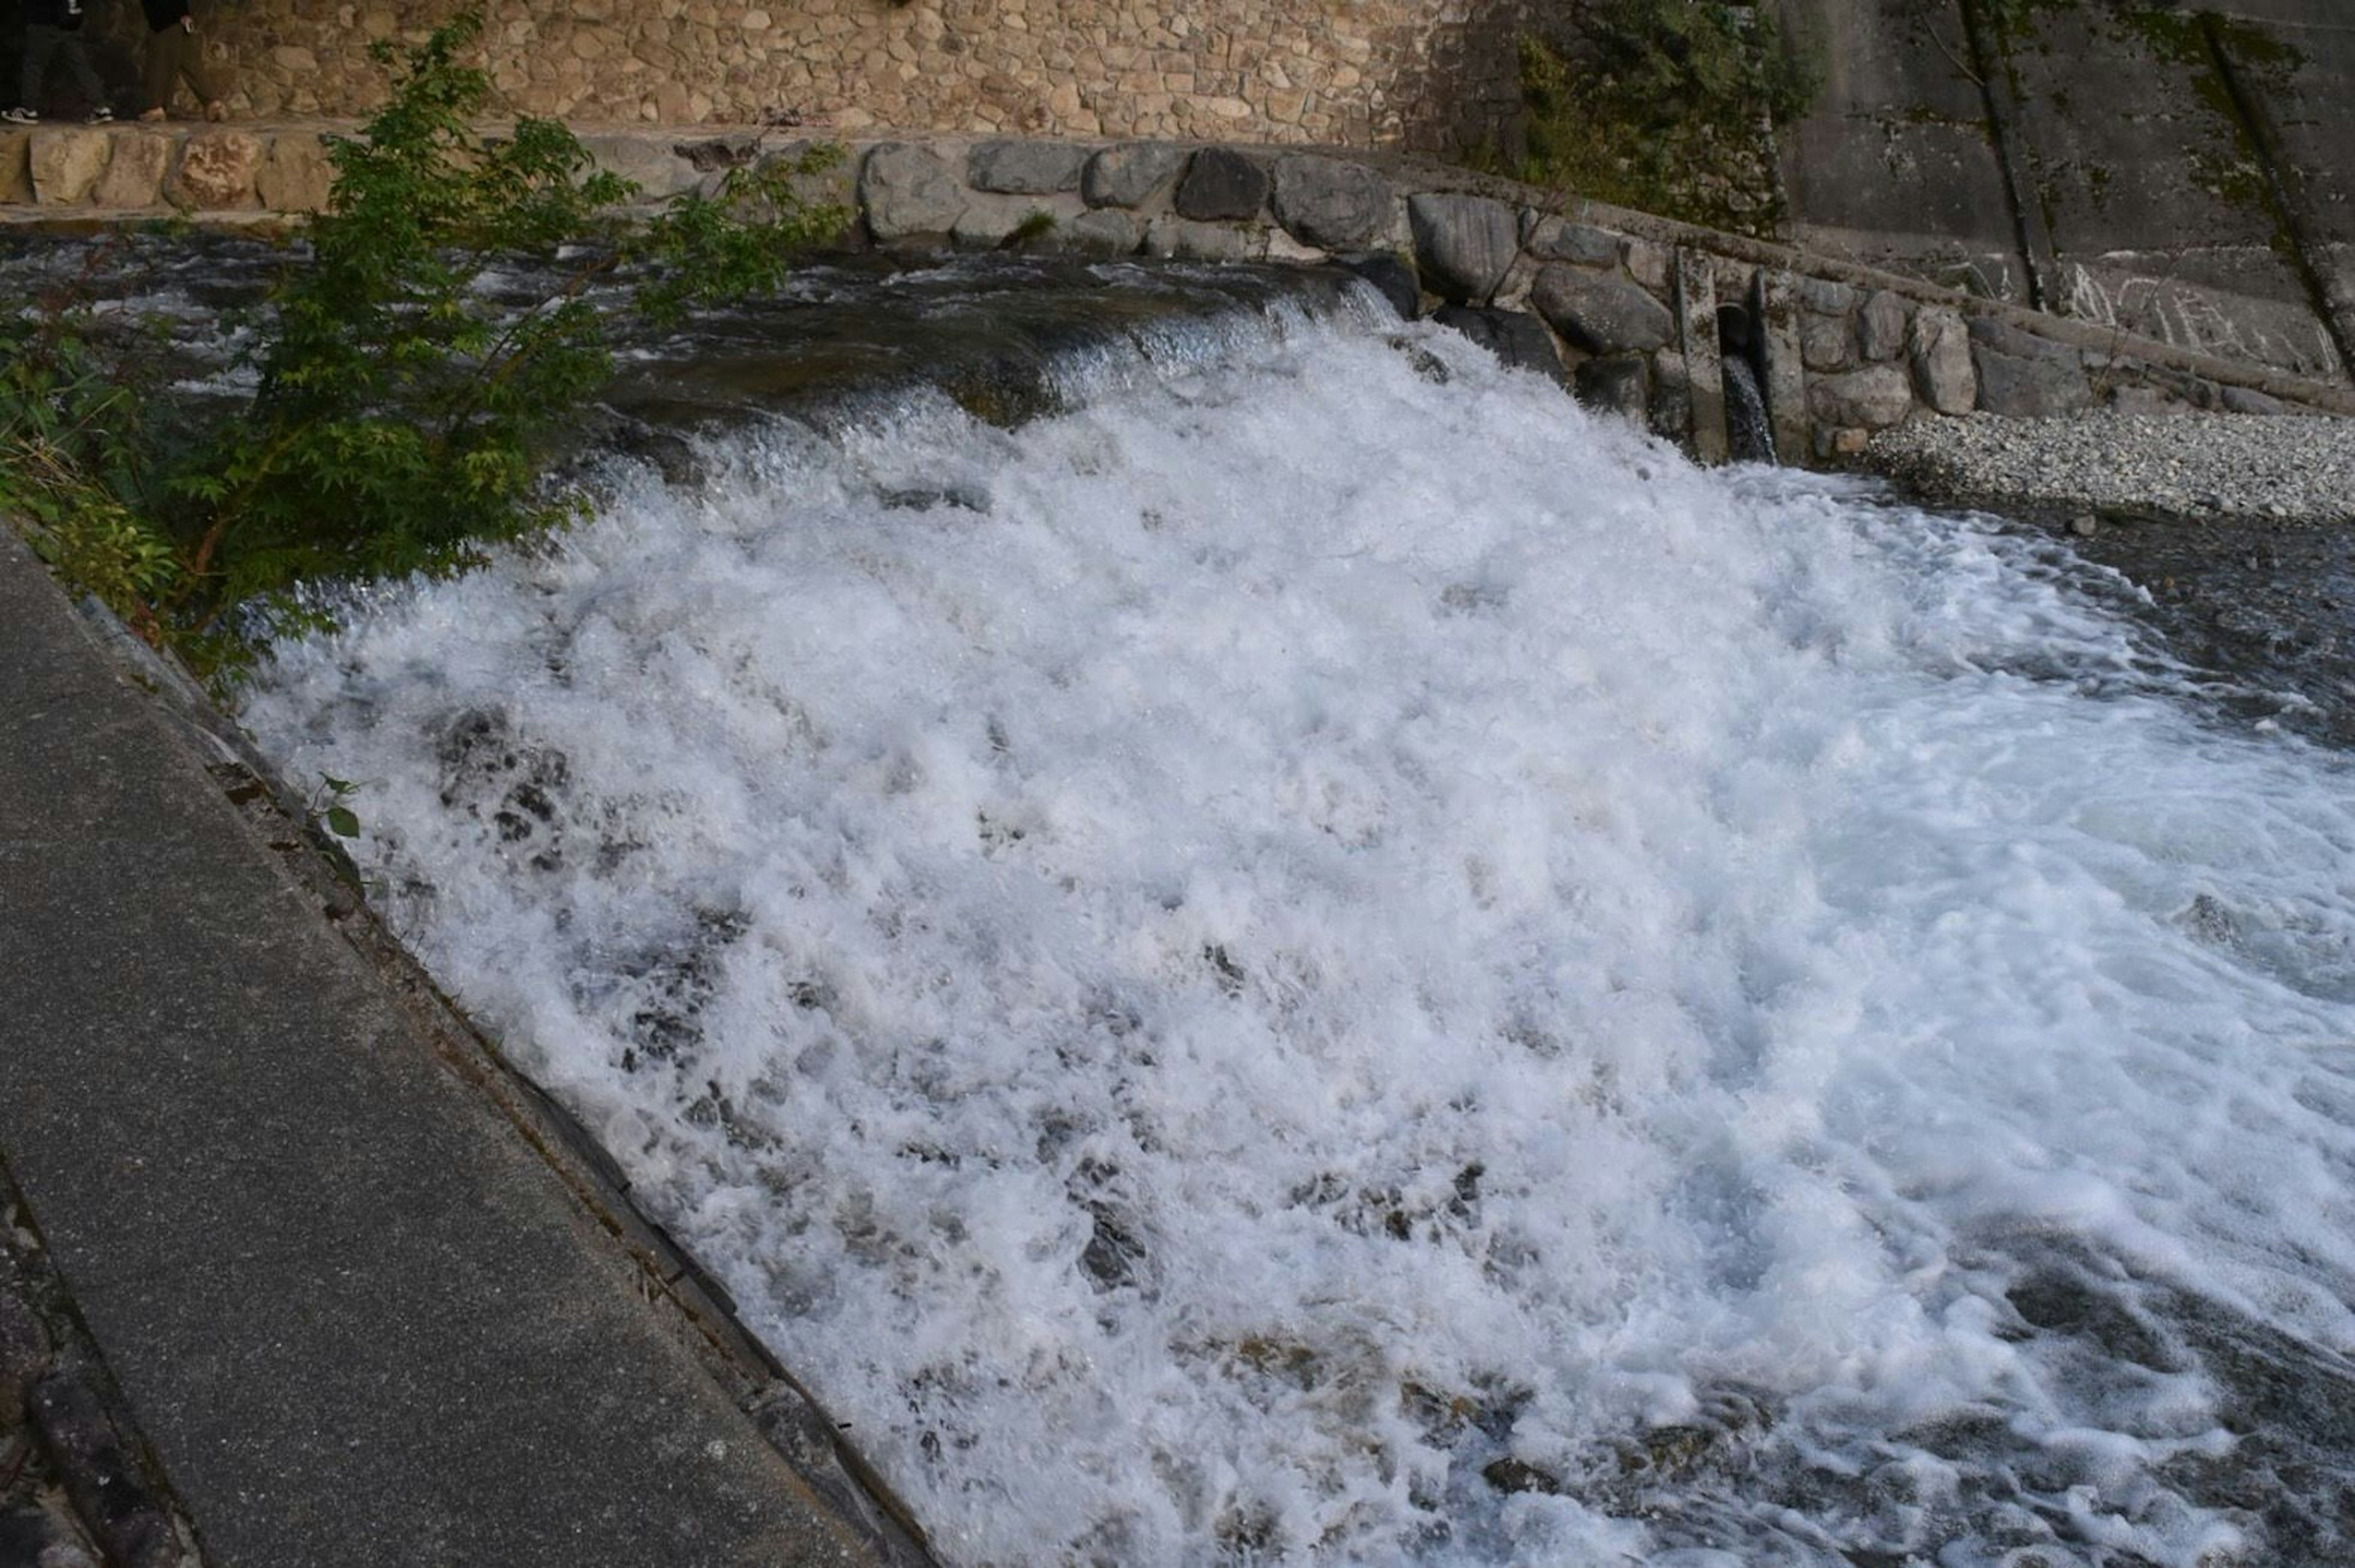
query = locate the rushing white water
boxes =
[243,305,2355,1567]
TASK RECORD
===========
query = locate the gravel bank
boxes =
[1866,411,2355,526]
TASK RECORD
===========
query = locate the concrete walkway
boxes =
[0,527,901,1566]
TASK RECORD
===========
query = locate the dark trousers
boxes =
[19,25,104,112]
[143,24,218,112]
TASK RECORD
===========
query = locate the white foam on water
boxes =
[242,315,2355,1566]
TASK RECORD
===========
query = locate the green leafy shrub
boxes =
[1515,1,1818,237]
[2,9,847,676]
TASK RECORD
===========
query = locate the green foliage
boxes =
[1514,1,1818,237]
[0,305,184,633]
[2,9,847,678]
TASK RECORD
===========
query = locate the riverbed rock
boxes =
[1522,216,1619,267]
[92,132,172,207]
[1575,354,1651,423]
[1968,318,2092,416]
[1907,306,1975,413]
[166,130,264,209]
[1270,154,1389,251]
[968,139,1088,195]
[1174,147,1268,221]
[1334,251,1419,319]
[1530,264,1674,354]
[1433,305,1566,384]
[29,128,110,205]
[1809,363,1914,429]
[859,141,967,240]
[1082,142,1188,208]
[1407,193,1517,304]
[1859,289,1910,361]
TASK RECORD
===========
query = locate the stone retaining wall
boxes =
[45,0,1564,157]
[6,122,2346,462]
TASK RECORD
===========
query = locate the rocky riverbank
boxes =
[1865,411,2355,528]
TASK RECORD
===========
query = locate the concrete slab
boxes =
[0,526,889,1567]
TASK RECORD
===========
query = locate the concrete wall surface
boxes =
[1776,0,2355,383]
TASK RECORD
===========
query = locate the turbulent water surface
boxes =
[236,273,2355,1566]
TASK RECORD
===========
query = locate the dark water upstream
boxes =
[14,232,2355,1565]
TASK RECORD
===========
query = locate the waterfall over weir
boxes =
[244,269,2355,1567]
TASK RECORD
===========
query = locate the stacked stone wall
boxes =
[55,0,1561,156]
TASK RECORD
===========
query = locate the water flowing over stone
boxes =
[239,273,2355,1568]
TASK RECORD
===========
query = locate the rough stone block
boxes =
[165,130,264,210]
[1623,237,1671,293]
[1531,264,1674,355]
[951,191,1081,249]
[1174,147,1268,222]
[968,139,1088,195]
[29,128,110,205]
[581,134,701,201]
[1523,215,1620,267]
[858,140,967,241]
[1406,192,1517,305]
[1269,153,1389,251]
[1859,289,1910,362]
[1799,313,1854,372]
[1810,363,1914,429]
[0,129,31,203]
[1082,142,1189,209]
[92,132,172,207]
[1907,306,1975,414]
[1799,277,1858,314]
[254,133,335,212]
[1066,208,1139,256]
[1967,318,2091,416]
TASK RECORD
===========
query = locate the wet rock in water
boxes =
[1574,354,1652,423]
[1406,193,1518,304]
[1531,265,1674,355]
[1173,148,1269,222]
[1143,216,1250,263]
[1270,155,1392,251]
[1482,1458,1564,1496]
[435,708,570,868]
[1432,305,1566,384]
[858,142,968,241]
[1082,141,1189,209]
[1333,251,1419,320]
[967,139,1087,195]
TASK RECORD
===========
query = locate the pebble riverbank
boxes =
[1865,411,2355,527]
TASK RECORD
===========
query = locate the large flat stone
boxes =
[0,530,889,1568]
[1407,192,1518,304]
[1269,154,1390,251]
[91,132,172,208]
[1081,142,1189,209]
[967,139,1088,195]
[164,129,264,210]
[28,128,110,205]
[1530,264,1674,354]
[857,141,967,241]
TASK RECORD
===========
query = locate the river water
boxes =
[20,236,2355,1564]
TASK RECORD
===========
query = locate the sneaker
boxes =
[87,106,113,124]
[137,107,166,123]
[202,100,226,123]
[1,107,36,124]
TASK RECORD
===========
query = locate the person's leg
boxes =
[144,30,174,115]
[57,31,104,111]
[18,25,61,110]
[175,29,220,107]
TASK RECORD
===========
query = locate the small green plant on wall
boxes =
[2,9,848,682]
[1514,0,1819,238]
